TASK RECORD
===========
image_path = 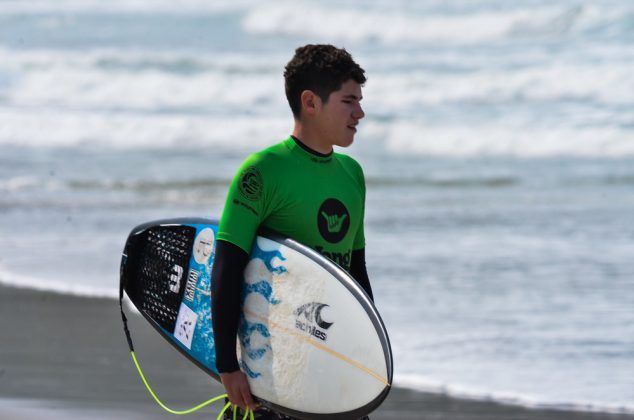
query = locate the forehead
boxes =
[333,79,363,99]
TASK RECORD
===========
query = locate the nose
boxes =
[353,103,365,120]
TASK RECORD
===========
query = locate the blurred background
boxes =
[1,0,633,414]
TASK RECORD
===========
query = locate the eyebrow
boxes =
[342,94,362,101]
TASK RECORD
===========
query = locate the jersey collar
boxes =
[285,136,333,164]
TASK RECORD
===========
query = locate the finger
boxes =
[227,388,246,410]
[223,382,246,410]
[239,382,257,411]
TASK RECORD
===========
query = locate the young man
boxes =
[211,44,373,419]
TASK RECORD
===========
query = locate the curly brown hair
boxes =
[284,44,366,119]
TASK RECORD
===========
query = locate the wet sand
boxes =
[0,284,631,420]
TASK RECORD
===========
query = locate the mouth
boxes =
[347,124,358,132]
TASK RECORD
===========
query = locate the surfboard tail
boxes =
[121,222,197,332]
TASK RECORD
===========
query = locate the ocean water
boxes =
[1,0,633,414]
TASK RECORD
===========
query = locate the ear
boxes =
[300,90,321,117]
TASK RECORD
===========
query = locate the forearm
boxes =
[211,239,249,373]
[349,248,373,301]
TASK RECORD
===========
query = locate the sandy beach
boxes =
[0,284,631,420]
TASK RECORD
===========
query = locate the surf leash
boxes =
[217,401,256,420]
[120,282,254,419]
[130,350,253,419]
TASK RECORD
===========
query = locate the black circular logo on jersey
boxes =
[238,166,263,201]
[317,198,350,243]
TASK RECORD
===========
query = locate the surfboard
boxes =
[120,218,392,419]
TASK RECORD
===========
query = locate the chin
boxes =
[336,136,355,148]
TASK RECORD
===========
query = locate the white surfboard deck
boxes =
[120,218,392,419]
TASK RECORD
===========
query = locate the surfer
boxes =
[211,44,373,419]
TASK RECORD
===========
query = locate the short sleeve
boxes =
[217,154,269,253]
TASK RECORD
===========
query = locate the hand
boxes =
[219,370,258,412]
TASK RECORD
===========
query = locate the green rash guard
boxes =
[218,136,365,271]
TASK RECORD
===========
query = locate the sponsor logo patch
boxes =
[317,198,350,243]
[184,269,199,302]
[294,302,334,341]
[193,228,215,265]
[174,303,198,349]
[168,264,183,293]
[238,166,263,201]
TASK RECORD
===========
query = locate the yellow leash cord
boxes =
[130,351,254,419]
[121,282,254,418]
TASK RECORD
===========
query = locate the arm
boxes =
[212,155,271,410]
[211,239,248,373]
[349,247,374,301]
[348,158,373,301]
[211,239,257,411]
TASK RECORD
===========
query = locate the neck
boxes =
[292,121,333,155]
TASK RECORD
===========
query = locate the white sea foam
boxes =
[242,2,624,45]
[0,49,287,113]
[0,108,290,149]
[2,45,631,131]
[0,176,50,192]
[0,48,284,73]
[372,122,634,157]
[395,373,634,415]
[0,0,250,14]
[365,61,634,109]
[2,44,632,157]
[2,107,633,157]
[1,0,630,46]
[0,267,118,299]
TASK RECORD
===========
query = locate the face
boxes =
[315,79,365,149]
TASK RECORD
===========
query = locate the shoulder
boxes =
[243,141,289,167]
[236,141,289,175]
[335,152,362,169]
[232,141,291,199]
[335,152,365,179]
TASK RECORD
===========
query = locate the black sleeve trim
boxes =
[349,248,373,302]
[211,239,249,373]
